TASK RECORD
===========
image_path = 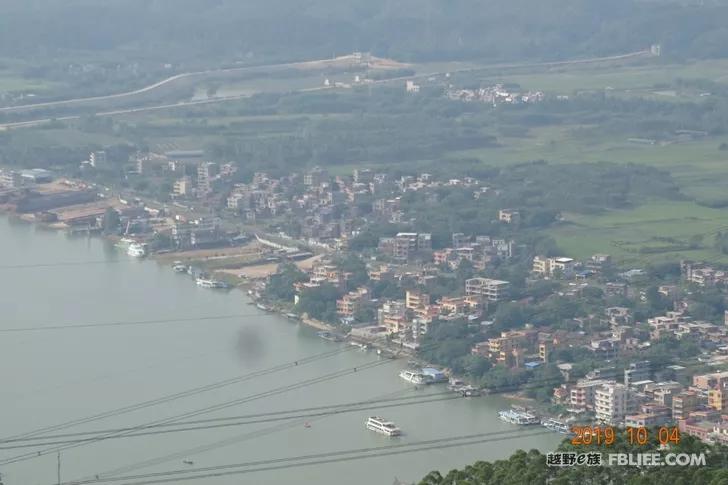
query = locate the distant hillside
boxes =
[2,0,728,65]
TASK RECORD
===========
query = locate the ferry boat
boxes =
[127,243,147,258]
[196,278,227,289]
[498,409,540,425]
[399,370,427,385]
[541,418,570,434]
[365,416,402,437]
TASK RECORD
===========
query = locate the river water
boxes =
[0,217,561,485]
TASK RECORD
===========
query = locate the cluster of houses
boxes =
[551,367,728,446]
[225,167,490,249]
[445,83,544,106]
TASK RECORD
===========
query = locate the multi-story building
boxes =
[539,341,551,363]
[595,383,633,425]
[304,166,329,186]
[708,386,728,412]
[693,371,728,390]
[89,150,107,168]
[336,288,369,318]
[173,176,192,197]
[498,209,520,224]
[0,171,22,189]
[197,162,218,196]
[465,277,510,302]
[532,256,575,277]
[625,361,652,387]
[171,218,221,248]
[353,169,373,184]
[569,379,609,411]
[405,290,430,310]
[378,300,408,334]
[379,232,432,261]
[672,391,700,420]
[624,403,672,428]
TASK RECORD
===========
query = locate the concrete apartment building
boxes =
[465,277,510,302]
[672,391,701,420]
[336,288,369,318]
[532,256,575,277]
[595,382,634,425]
[569,379,609,411]
[405,290,430,310]
[624,361,652,387]
[173,176,192,197]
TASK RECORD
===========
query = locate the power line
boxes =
[0,313,267,333]
[0,357,393,466]
[0,346,353,443]
[0,394,459,450]
[0,260,128,269]
[60,429,552,485]
[64,362,595,482]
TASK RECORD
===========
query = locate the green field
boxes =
[550,201,728,264]
[11,55,728,265]
[470,59,728,95]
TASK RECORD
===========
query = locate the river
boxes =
[0,217,561,485]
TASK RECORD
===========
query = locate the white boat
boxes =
[115,237,135,248]
[127,243,147,257]
[399,370,427,385]
[196,278,227,289]
[365,416,401,437]
[172,262,188,273]
[256,303,270,311]
[498,409,539,425]
[542,418,570,434]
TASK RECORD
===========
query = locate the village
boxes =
[2,151,728,447]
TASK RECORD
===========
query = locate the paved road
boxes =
[0,49,652,130]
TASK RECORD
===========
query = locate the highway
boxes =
[0,49,652,130]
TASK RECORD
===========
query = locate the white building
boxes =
[595,383,633,425]
[465,277,510,302]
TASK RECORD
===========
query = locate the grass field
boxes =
[0,76,57,93]
[550,201,728,265]
[470,59,728,95]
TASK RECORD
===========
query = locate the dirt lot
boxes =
[217,254,323,279]
[155,241,265,262]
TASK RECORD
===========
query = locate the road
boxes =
[0,49,653,130]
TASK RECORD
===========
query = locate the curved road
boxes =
[0,49,652,130]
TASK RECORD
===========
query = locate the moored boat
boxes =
[127,242,147,258]
[399,370,428,385]
[498,409,540,425]
[541,418,570,434]
[196,278,227,289]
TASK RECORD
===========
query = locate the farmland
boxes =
[6,54,728,264]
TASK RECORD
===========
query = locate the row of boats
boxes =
[399,370,481,396]
[498,407,570,434]
[172,262,229,289]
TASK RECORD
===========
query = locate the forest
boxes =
[3,0,728,67]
